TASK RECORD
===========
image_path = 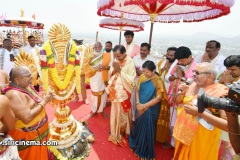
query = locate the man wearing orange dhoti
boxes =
[3,66,54,160]
[106,45,136,147]
[173,62,229,160]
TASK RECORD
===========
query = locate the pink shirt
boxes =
[125,44,140,58]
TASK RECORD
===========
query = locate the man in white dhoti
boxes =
[89,42,112,119]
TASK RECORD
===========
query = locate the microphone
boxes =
[185,78,194,85]
[178,78,194,94]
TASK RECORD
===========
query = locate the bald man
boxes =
[173,62,228,160]
[3,66,54,160]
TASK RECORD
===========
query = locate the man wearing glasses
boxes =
[173,62,228,160]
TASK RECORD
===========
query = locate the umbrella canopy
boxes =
[99,18,144,44]
[99,18,144,32]
[0,16,44,29]
[97,0,235,45]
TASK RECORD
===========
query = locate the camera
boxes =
[197,87,240,113]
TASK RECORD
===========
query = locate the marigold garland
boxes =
[40,40,81,95]
[47,146,67,160]
[41,69,49,92]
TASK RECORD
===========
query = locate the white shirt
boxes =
[195,53,226,76]
[0,48,19,75]
[23,44,40,54]
[133,54,158,71]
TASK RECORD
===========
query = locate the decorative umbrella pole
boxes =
[149,14,157,46]
[20,9,27,46]
[119,26,122,45]
[96,31,99,42]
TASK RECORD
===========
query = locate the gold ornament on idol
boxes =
[40,23,81,107]
[14,50,42,86]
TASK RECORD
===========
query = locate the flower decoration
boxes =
[40,40,81,94]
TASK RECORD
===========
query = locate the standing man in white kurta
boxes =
[0,39,19,75]
[23,36,40,54]
[195,40,226,79]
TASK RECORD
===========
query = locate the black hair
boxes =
[207,40,221,48]
[28,35,35,40]
[3,38,11,43]
[175,46,192,60]
[167,47,177,52]
[224,55,240,68]
[142,60,159,75]
[9,69,13,82]
[105,41,112,46]
[124,30,134,37]
[141,43,151,50]
[78,40,83,45]
[113,45,126,54]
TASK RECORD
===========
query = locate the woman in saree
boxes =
[129,60,168,160]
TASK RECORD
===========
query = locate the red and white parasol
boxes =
[99,18,144,44]
[97,0,235,45]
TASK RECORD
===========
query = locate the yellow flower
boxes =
[41,68,49,93]
[41,40,78,91]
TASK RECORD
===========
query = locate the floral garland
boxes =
[40,40,81,94]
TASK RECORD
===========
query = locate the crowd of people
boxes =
[0,30,240,160]
[0,29,44,49]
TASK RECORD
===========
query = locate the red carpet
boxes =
[46,88,174,160]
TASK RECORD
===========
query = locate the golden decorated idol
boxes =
[14,23,94,160]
